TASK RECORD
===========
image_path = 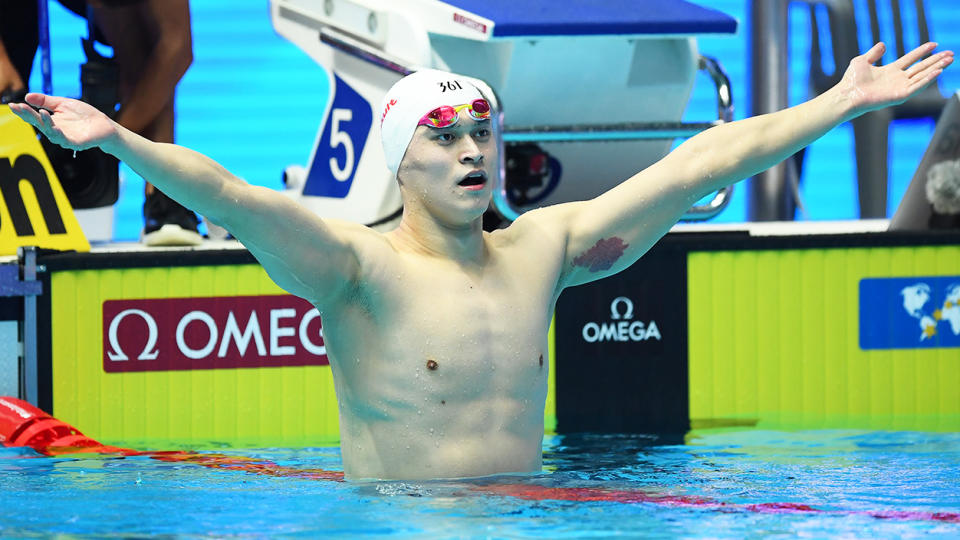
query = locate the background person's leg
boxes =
[92,0,200,245]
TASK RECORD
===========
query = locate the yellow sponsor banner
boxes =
[688,245,960,432]
[0,105,89,255]
[51,264,339,447]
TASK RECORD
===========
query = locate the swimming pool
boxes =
[2,430,958,537]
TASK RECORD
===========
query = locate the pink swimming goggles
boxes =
[417,99,491,128]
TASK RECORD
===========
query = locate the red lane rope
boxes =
[2,397,957,523]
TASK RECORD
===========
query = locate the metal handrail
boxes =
[313,21,735,221]
[683,55,735,220]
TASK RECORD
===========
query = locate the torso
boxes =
[320,219,565,480]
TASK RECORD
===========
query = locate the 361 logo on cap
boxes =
[439,81,464,92]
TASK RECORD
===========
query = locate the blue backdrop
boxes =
[30,0,960,240]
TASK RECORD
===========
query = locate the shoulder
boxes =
[320,217,393,251]
[490,201,587,248]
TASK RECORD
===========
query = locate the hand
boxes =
[839,42,954,117]
[8,93,118,151]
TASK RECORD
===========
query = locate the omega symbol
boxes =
[610,296,634,320]
[106,309,160,361]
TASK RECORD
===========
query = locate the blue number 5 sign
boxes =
[303,75,373,198]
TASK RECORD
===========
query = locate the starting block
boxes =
[269,0,738,226]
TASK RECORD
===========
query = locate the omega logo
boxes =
[102,296,328,372]
[609,296,634,320]
[107,309,160,361]
[582,296,661,343]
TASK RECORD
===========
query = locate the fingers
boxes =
[863,42,886,65]
[906,51,954,78]
[894,42,938,69]
[8,101,68,147]
[907,54,953,94]
[8,102,43,127]
[38,108,54,131]
[24,92,66,111]
[907,68,943,96]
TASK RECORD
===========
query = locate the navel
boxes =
[539,353,544,368]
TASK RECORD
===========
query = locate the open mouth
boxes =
[458,171,487,189]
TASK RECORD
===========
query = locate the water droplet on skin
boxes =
[406,445,411,450]
[417,409,422,415]
[429,428,434,434]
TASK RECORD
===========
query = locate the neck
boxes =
[389,207,486,263]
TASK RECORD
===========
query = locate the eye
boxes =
[474,128,491,138]
[436,132,455,143]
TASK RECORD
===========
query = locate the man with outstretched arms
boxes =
[9,42,953,481]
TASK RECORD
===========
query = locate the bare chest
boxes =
[325,251,556,403]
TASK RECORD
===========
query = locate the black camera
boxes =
[15,35,121,210]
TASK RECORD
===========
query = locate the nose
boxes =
[459,138,484,165]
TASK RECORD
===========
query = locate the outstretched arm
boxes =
[525,42,953,290]
[8,94,360,307]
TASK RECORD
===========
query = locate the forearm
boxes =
[101,124,238,222]
[679,84,858,197]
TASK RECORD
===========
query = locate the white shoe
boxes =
[142,224,203,247]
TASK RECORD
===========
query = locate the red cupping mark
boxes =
[572,237,629,272]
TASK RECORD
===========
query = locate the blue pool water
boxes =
[2,430,959,538]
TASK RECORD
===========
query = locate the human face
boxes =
[397,114,496,226]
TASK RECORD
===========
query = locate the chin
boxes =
[437,204,488,228]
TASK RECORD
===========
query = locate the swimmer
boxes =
[9,41,953,481]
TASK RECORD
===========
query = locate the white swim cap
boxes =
[379,69,486,178]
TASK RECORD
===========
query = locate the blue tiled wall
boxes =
[30,1,960,238]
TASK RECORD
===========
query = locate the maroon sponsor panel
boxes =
[102,295,327,372]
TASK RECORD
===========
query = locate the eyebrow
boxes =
[433,120,490,134]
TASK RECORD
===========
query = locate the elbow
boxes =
[172,39,193,81]
[179,47,193,78]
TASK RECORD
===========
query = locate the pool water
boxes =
[2,430,959,538]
